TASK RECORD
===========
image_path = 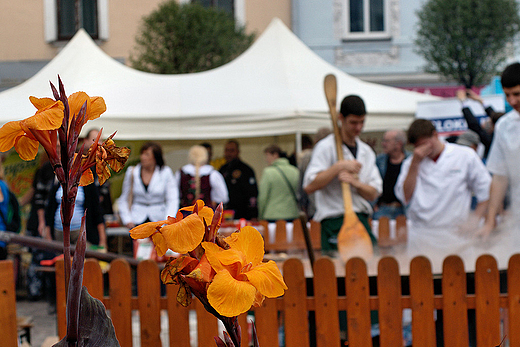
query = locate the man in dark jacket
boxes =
[219,140,258,220]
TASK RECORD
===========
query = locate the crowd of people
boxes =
[2,62,520,304]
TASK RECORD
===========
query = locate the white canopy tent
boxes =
[0,18,438,140]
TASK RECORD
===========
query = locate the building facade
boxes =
[0,0,291,91]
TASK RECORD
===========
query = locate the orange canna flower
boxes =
[202,226,287,317]
[79,131,130,187]
[94,135,130,186]
[129,200,215,256]
[29,92,106,126]
[0,99,64,160]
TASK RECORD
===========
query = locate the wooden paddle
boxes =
[323,74,374,262]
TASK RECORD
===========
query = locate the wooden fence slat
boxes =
[377,257,403,347]
[55,259,67,339]
[377,217,391,247]
[442,255,468,347]
[196,299,219,346]
[291,218,306,250]
[309,220,321,250]
[255,298,279,347]
[166,283,191,347]
[475,255,501,347]
[283,258,309,347]
[509,254,520,347]
[314,257,340,347]
[410,256,436,347]
[395,215,407,243]
[238,312,249,347]
[0,260,17,347]
[83,258,103,301]
[108,259,133,347]
[137,260,162,346]
[345,257,373,347]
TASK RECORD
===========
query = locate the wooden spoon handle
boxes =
[324,74,354,219]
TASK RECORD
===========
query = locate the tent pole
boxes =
[295,131,302,160]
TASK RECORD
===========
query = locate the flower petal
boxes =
[207,270,257,317]
[87,96,107,121]
[14,135,40,161]
[160,213,204,254]
[23,101,64,130]
[29,96,55,110]
[225,226,264,266]
[198,206,214,226]
[129,220,167,239]
[152,233,168,257]
[68,92,90,120]
[0,121,23,152]
[202,242,245,277]
[79,168,94,187]
[244,260,287,298]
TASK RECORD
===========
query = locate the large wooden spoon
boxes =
[323,74,374,262]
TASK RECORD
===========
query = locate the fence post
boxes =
[345,257,373,347]
[283,258,309,347]
[109,258,133,346]
[255,297,279,347]
[509,254,520,347]
[0,260,17,347]
[314,257,340,347]
[137,260,162,346]
[475,255,501,347]
[442,255,469,347]
[83,259,103,301]
[55,259,67,339]
[410,256,436,347]
[377,256,403,347]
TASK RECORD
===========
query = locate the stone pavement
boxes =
[16,299,57,347]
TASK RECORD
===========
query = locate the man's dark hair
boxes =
[200,142,212,151]
[340,95,366,117]
[140,141,165,168]
[407,119,436,145]
[501,62,520,89]
[225,139,240,151]
[264,144,282,156]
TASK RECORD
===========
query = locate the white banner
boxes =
[416,95,506,137]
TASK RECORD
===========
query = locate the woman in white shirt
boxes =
[118,142,179,229]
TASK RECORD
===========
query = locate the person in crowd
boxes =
[176,145,228,208]
[298,128,331,219]
[44,176,107,247]
[457,89,504,161]
[456,130,481,152]
[84,128,114,216]
[0,162,10,260]
[219,139,258,220]
[373,129,410,220]
[394,119,491,257]
[479,62,520,237]
[303,95,382,251]
[23,153,56,299]
[117,142,179,229]
[258,144,300,222]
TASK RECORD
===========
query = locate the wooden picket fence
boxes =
[52,252,520,347]
[260,215,406,253]
[0,260,18,347]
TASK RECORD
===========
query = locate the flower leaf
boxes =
[52,286,120,347]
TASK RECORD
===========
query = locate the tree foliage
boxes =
[415,0,520,87]
[130,1,255,74]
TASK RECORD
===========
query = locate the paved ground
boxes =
[16,299,58,347]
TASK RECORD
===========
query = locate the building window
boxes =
[57,0,98,40]
[192,0,234,16]
[44,0,108,42]
[345,0,389,39]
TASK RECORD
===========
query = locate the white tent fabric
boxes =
[0,18,438,140]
